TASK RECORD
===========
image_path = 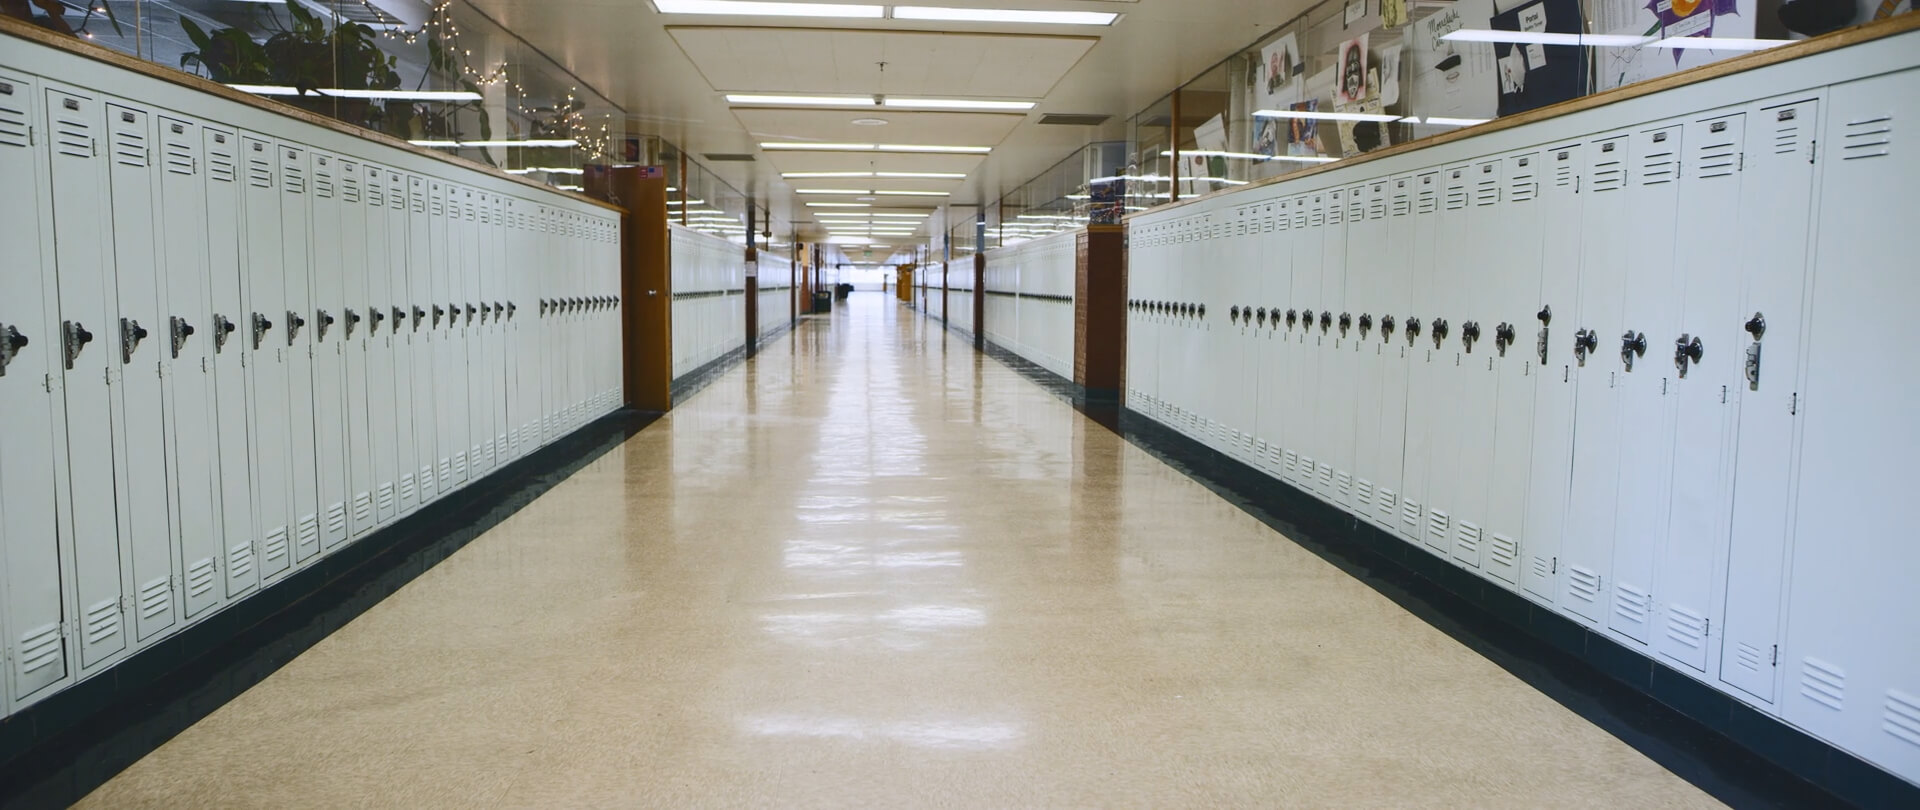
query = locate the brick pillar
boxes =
[1074,224,1126,400]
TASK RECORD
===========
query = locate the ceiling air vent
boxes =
[703,153,757,162]
[1038,113,1111,126]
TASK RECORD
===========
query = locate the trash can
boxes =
[835,283,853,300]
[813,290,833,312]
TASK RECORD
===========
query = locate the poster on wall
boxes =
[1382,0,1410,27]
[1260,32,1306,111]
[1337,34,1371,104]
[1192,114,1229,190]
[1286,100,1326,157]
[1335,97,1393,157]
[1491,0,1589,115]
[1408,0,1499,125]
[1592,0,1757,91]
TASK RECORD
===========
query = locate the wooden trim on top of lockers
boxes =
[0,14,624,214]
[1129,12,1920,221]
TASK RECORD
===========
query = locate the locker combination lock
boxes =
[1338,312,1352,336]
[213,314,235,353]
[1620,330,1647,371]
[393,307,407,329]
[432,305,445,328]
[1461,321,1481,353]
[121,318,149,364]
[1674,334,1704,378]
[506,302,517,320]
[169,316,195,359]
[1431,318,1449,349]
[62,320,93,370]
[1256,307,1269,326]
[286,311,306,345]
[1229,305,1241,323]
[1319,311,1333,333]
[0,323,25,377]
[1286,309,1298,329]
[1744,312,1766,390]
[412,306,426,331]
[1381,315,1396,341]
[344,309,361,339]
[1573,328,1598,365]
[1357,313,1372,339]
[316,310,335,342]
[1405,317,1421,344]
[1494,322,1515,357]
[369,307,386,333]
[1537,305,1552,326]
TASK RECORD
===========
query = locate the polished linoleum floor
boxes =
[80,293,1722,808]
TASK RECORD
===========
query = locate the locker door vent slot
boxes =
[1367,193,1386,219]
[1553,157,1576,188]
[399,474,417,505]
[1401,499,1422,534]
[1426,509,1450,544]
[296,516,319,554]
[1454,520,1482,562]
[1694,138,1739,179]
[262,528,289,564]
[0,96,27,147]
[1613,582,1652,626]
[1799,657,1847,711]
[1531,555,1552,582]
[1444,183,1469,211]
[1391,188,1411,216]
[1665,605,1708,652]
[1489,533,1517,568]
[1567,566,1603,605]
[1474,177,1499,206]
[246,152,271,188]
[16,624,65,679]
[137,577,172,621]
[373,484,393,514]
[186,558,216,599]
[1356,479,1374,509]
[228,542,255,580]
[1733,642,1768,675]
[208,149,235,183]
[1883,690,1920,748]
[110,126,145,168]
[53,114,91,158]
[1283,450,1299,477]
[1590,153,1626,191]
[1508,171,1536,202]
[1336,472,1353,500]
[1639,148,1677,185]
[345,175,364,203]
[83,599,121,646]
[326,504,347,535]
[282,153,306,193]
[1841,116,1892,161]
[163,140,194,175]
[1377,489,1397,521]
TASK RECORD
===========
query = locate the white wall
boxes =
[0,32,622,717]
[670,225,746,378]
[1128,31,1920,787]
[981,232,1076,379]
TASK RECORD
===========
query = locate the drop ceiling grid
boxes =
[667,27,1097,98]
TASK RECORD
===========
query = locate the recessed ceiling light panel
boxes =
[655,1,884,18]
[891,5,1118,25]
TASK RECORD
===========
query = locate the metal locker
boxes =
[429,180,462,491]
[203,126,257,601]
[155,115,225,621]
[1369,175,1418,532]
[0,70,73,705]
[1445,158,1505,575]
[1560,131,1633,624]
[1656,110,1749,673]
[1397,171,1442,544]
[503,198,526,458]
[104,101,178,645]
[1215,207,1252,461]
[464,188,493,478]
[1417,164,1473,556]
[1482,152,1547,586]
[380,168,410,518]
[308,151,350,551]
[1606,121,1687,645]
[1255,199,1296,480]
[1346,181,1389,524]
[1288,193,1324,491]
[405,175,436,506]
[490,194,509,465]
[1521,142,1587,604]
[1718,93,1822,703]
[240,134,292,581]
[339,159,376,538]
[1316,185,1356,507]
[1781,67,1920,780]
[44,84,128,669]
[279,143,322,567]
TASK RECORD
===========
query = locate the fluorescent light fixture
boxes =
[878,171,967,179]
[666,199,709,206]
[410,139,579,148]
[871,213,930,219]
[653,1,884,18]
[1065,194,1091,200]
[227,84,305,96]
[1419,116,1491,127]
[882,98,1036,111]
[875,190,950,196]
[726,93,876,106]
[1440,29,1653,47]
[783,171,876,178]
[505,166,588,175]
[324,89,484,101]
[555,185,585,191]
[891,6,1118,25]
[808,202,872,207]
[1645,36,1793,50]
[1251,109,1398,123]
[762,142,990,153]
[798,189,876,195]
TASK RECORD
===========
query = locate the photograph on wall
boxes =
[1491,0,1590,115]
[1255,117,1283,158]
[1377,44,1404,107]
[1192,114,1230,188]
[1286,100,1325,157]
[1382,0,1411,27]
[1408,0,1498,126]
[1336,34,1371,104]
[1260,32,1306,110]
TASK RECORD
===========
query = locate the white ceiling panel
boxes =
[762,151,988,176]
[731,108,1025,147]
[667,27,1097,98]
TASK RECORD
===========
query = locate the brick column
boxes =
[1074,224,1126,400]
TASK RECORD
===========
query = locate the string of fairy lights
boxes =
[346,0,615,160]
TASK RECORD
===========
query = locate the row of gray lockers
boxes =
[0,59,623,718]
[1127,41,1918,787]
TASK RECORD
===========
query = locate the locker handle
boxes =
[432,305,445,327]
[412,306,426,331]
[121,318,149,364]
[316,310,335,342]
[1574,328,1597,365]
[480,302,492,322]
[1675,334,1703,378]
[494,301,504,320]
[506,302,517,320]
[1431,318,1449,348]
[1358,313,1372,338]
[1537,305,1552,325]
[1338,312,1352,336]
[1744,312,1766,339]
[1230,305,1241,323]
[169,316,195,359]
[368,308,385,334]
[345,308,361,340]
[1381,315,1396,340]
[0,323,24,377]
[286,311,305,345]
[464,303,476,324]
[1319,311,1332,333]
[1620,330,1647,371]
[1255,307,1268,326]
[392,306,406,327]
[214,315,236,353]
[1286,309,1298,329]
[1405,317,1421,343]
[1494,322,1515,357]
[63,320,94,370]
[1461,321,1481,353]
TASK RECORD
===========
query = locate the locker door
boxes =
[156,116,223,620]
[340,161,376,537]
[1318,186,1357,507]
[104,102,177,645]
[464,189,492,476]
[1449,159,1506,573]
[1420,165,1472,555]
[1606,121,1686,645]
[45,85,128,668]
[491,195,509,464]
[1781,68,1920,779]
[203,127,255,600]
[1398,172,1442,543]
[502,198,524,458]
[1560,132,1632,624]
[1483,153,1546,586]
[1253,200,1292,478]
[0,72,72,704]
[1347,181,1387,521]
[1370,175,1417,531]
[380,168,410,517]
[1522,143,1587,603]
[1289,193,1324,490]
[279,145,321,567]
[309,152,349,550]
[1657,111,1747,673]
[241,135,291,580]
[429,181,459,490]
[1719,94,1821,702]
[405,175,435,506]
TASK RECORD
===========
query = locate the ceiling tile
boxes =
[668,27,1097,98]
